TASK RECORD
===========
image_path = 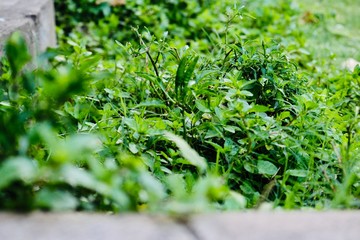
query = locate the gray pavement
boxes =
[0,211,359,240]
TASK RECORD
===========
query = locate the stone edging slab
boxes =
[0,0,56,56]
[0,211,359,240]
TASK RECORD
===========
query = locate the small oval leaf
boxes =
[257,160,278,176]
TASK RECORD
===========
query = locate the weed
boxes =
[0,0,359,212]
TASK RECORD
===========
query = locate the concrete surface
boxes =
[0,0,56,56]
[0,211,359,240]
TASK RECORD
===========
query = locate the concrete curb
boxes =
[0,211,359,240]
[0,0,56,57]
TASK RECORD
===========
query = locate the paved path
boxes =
[0,0,56,56]
[0,211,359,240]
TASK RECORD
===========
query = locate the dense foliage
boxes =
[0,0,359,212]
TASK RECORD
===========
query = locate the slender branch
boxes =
[146,50,160,79]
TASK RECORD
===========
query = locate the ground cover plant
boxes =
[0,0,359,212]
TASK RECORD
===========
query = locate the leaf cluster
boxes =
[0,0,359,212]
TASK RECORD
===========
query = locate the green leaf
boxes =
[60,165,100,189]
[175,55,189,96]
[195,99,211,113]
[184,56,199,86]
[164,131,207,172]
[0,157,37,189]
[286,169,308,178]
[175,54,199,99]
[224,191,247,210]
[123,117,138,131]
[41,130,101,165]
[139,172,166,200]
[223,125,240,133]
[129,142,139,154]
[5,32,31,77]
[240,90,253,97]
[257,160,278,176]
[41,66,87,104]
[35,189,78,211]
[244,162,256,173]
[134,99,167,109]
[79,55,102,71]
[249,105,270,113]
[166,174,187,199]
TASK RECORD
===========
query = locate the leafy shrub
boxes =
[0,32,244,212]
[54,0,112,33]
[1,0,359,212]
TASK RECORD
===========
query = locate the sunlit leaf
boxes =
[286,169,308,178]
[164,132,207,172]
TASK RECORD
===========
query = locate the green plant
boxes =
[1,0,359,212]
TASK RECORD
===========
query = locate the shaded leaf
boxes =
[0,157,37,189]
[35,189,78,211]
